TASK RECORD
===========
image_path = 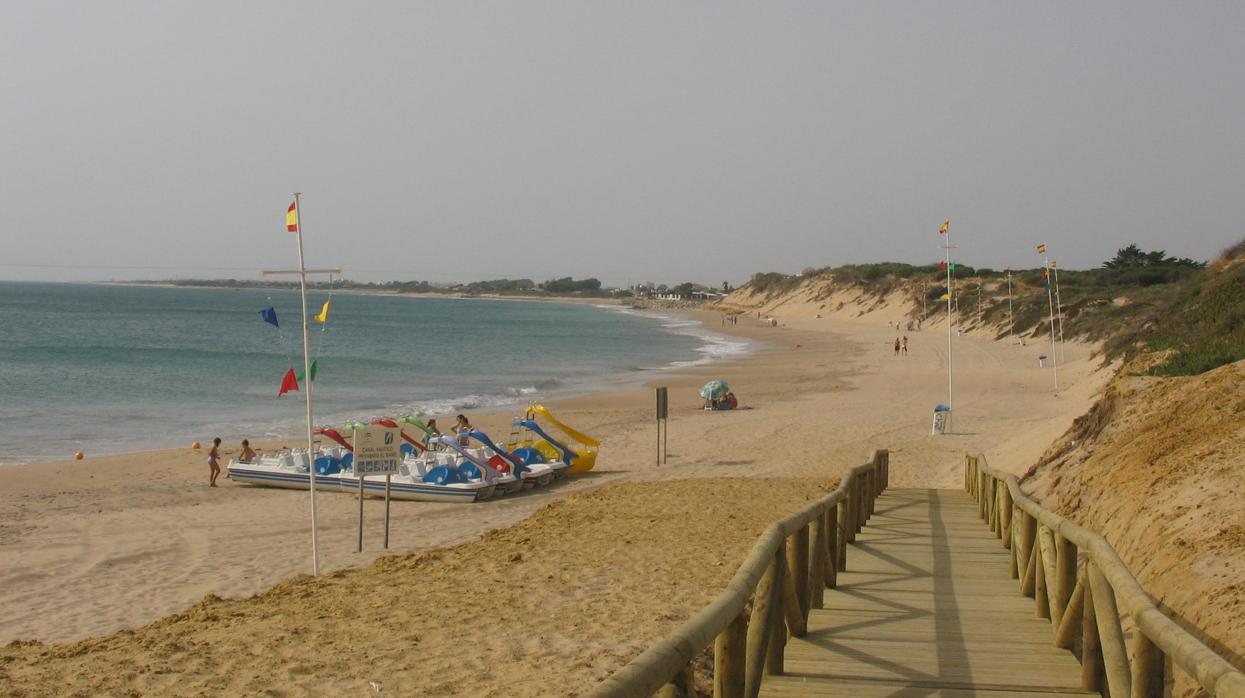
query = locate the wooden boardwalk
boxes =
[760,488,1095,697]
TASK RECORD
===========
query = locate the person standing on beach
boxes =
[423,418,442,449]
[238,439,257,463]
[453,414,474,446]
[893,337,901,356]
[901,336,908,355]
[208,437,222,487]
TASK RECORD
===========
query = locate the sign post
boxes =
[655,387,668,465]
[351,426,401,552]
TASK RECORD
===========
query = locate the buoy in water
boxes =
[191,441,201,449]
[74,452,84,460]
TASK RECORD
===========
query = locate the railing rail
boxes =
[966,453,1245,698]
[586,450,890,698]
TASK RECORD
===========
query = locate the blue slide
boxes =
[513,419,577,465]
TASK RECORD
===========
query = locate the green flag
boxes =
[296,358,318,382]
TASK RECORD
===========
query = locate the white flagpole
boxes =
[1006,268,1014,344]
[293,192,320,577]
[942,222,955,433]
[1042,254,1059,393]
[1053,263,1065,363]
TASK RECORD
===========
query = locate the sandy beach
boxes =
[0,300,1108,695]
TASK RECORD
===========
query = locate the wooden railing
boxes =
[966,453,1245,698]
[585,450,890,698]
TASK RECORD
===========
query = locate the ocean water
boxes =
[0,282,750,465]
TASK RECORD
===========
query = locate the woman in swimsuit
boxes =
[208,437,222,487]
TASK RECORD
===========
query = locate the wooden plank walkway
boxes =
[760,488,1094,697]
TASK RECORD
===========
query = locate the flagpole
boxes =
[1042,253,1059,393]
[1053,263,1065,363]
[293,192,320,577]
[1006,268,1014,344]
[942,222,955,433]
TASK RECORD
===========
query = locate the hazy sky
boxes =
[3,2,1243,286]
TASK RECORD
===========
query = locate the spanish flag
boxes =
[938,220,949,235]
[1036,243,1046,254]
[314,300,330,323]
[286,200,299,233]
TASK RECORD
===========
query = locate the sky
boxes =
[2,2,1243,286]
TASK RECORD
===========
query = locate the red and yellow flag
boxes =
[1036,243,1046,254]
[286,201,299,233]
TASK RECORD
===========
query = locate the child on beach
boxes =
[238,439,257,464]
[208,437,222,487]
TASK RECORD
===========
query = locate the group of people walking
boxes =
[893,336,908,356]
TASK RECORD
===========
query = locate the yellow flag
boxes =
[937,292,950,301]
[938,220,949,235]
[314,300,330,323]
[1036,243,1047,254]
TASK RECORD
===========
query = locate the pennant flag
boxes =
[938,260,946,270]
[1036,243,1047,254]
[296,359,319,383]
[286,200,299,233]
[938,220,949,235]
[314,300,330,323]
[259,307,279,327]
[1042,269,1051,287]
[278,367,300,396]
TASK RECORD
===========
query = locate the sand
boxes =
[0,299,1110,695]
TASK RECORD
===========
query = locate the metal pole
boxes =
[943,224,955,433]
[384,474,391,550]
[662,417,667,465]
[1044,258,1059,393]
[292,192,320,577]
[1007,270,1014,344]
[1053,263,1065,363]
[357,469,364,553]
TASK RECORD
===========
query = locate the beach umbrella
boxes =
[699,380,730,400]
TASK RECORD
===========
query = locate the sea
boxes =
[0,282,751,466]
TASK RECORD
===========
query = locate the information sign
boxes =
[352,427,401,476]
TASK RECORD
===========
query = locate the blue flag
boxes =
[259,307,279,327]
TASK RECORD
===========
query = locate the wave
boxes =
[597,305,755,369]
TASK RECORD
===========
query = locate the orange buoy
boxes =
[74,452,84,460]
[191,441,202,450]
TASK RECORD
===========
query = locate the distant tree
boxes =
[1103,244,1204,269]
[672,282,697,296]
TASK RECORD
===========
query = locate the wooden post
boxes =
[1055,571,1085,650]
[809,516,827,609]
[1021,533,1038,598]
[1088,563,1132,697]
[835,500,849,569]
[855,475,867,533]
[1131,631,1166,698]
[1082,574,1105,692]
[1009,508,1020,579]
[1020,514,1037,597]
[766,592,786,676]
[714,610,747,698]
[1054,533,1075,626]
[826,508,840,588]
[781,543,807,638]
[999,483,1012,544]
[844,478,858,543]
[1034,531,1050,620]
[656,666,692,698]
[745,548,783,696]
[789,527,810,621]
[1037,527,1057,621]
[988,477,998,533]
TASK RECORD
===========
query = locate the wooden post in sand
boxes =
[809,517,827,609]
[745,548,783,695]
[714,610,747,698]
